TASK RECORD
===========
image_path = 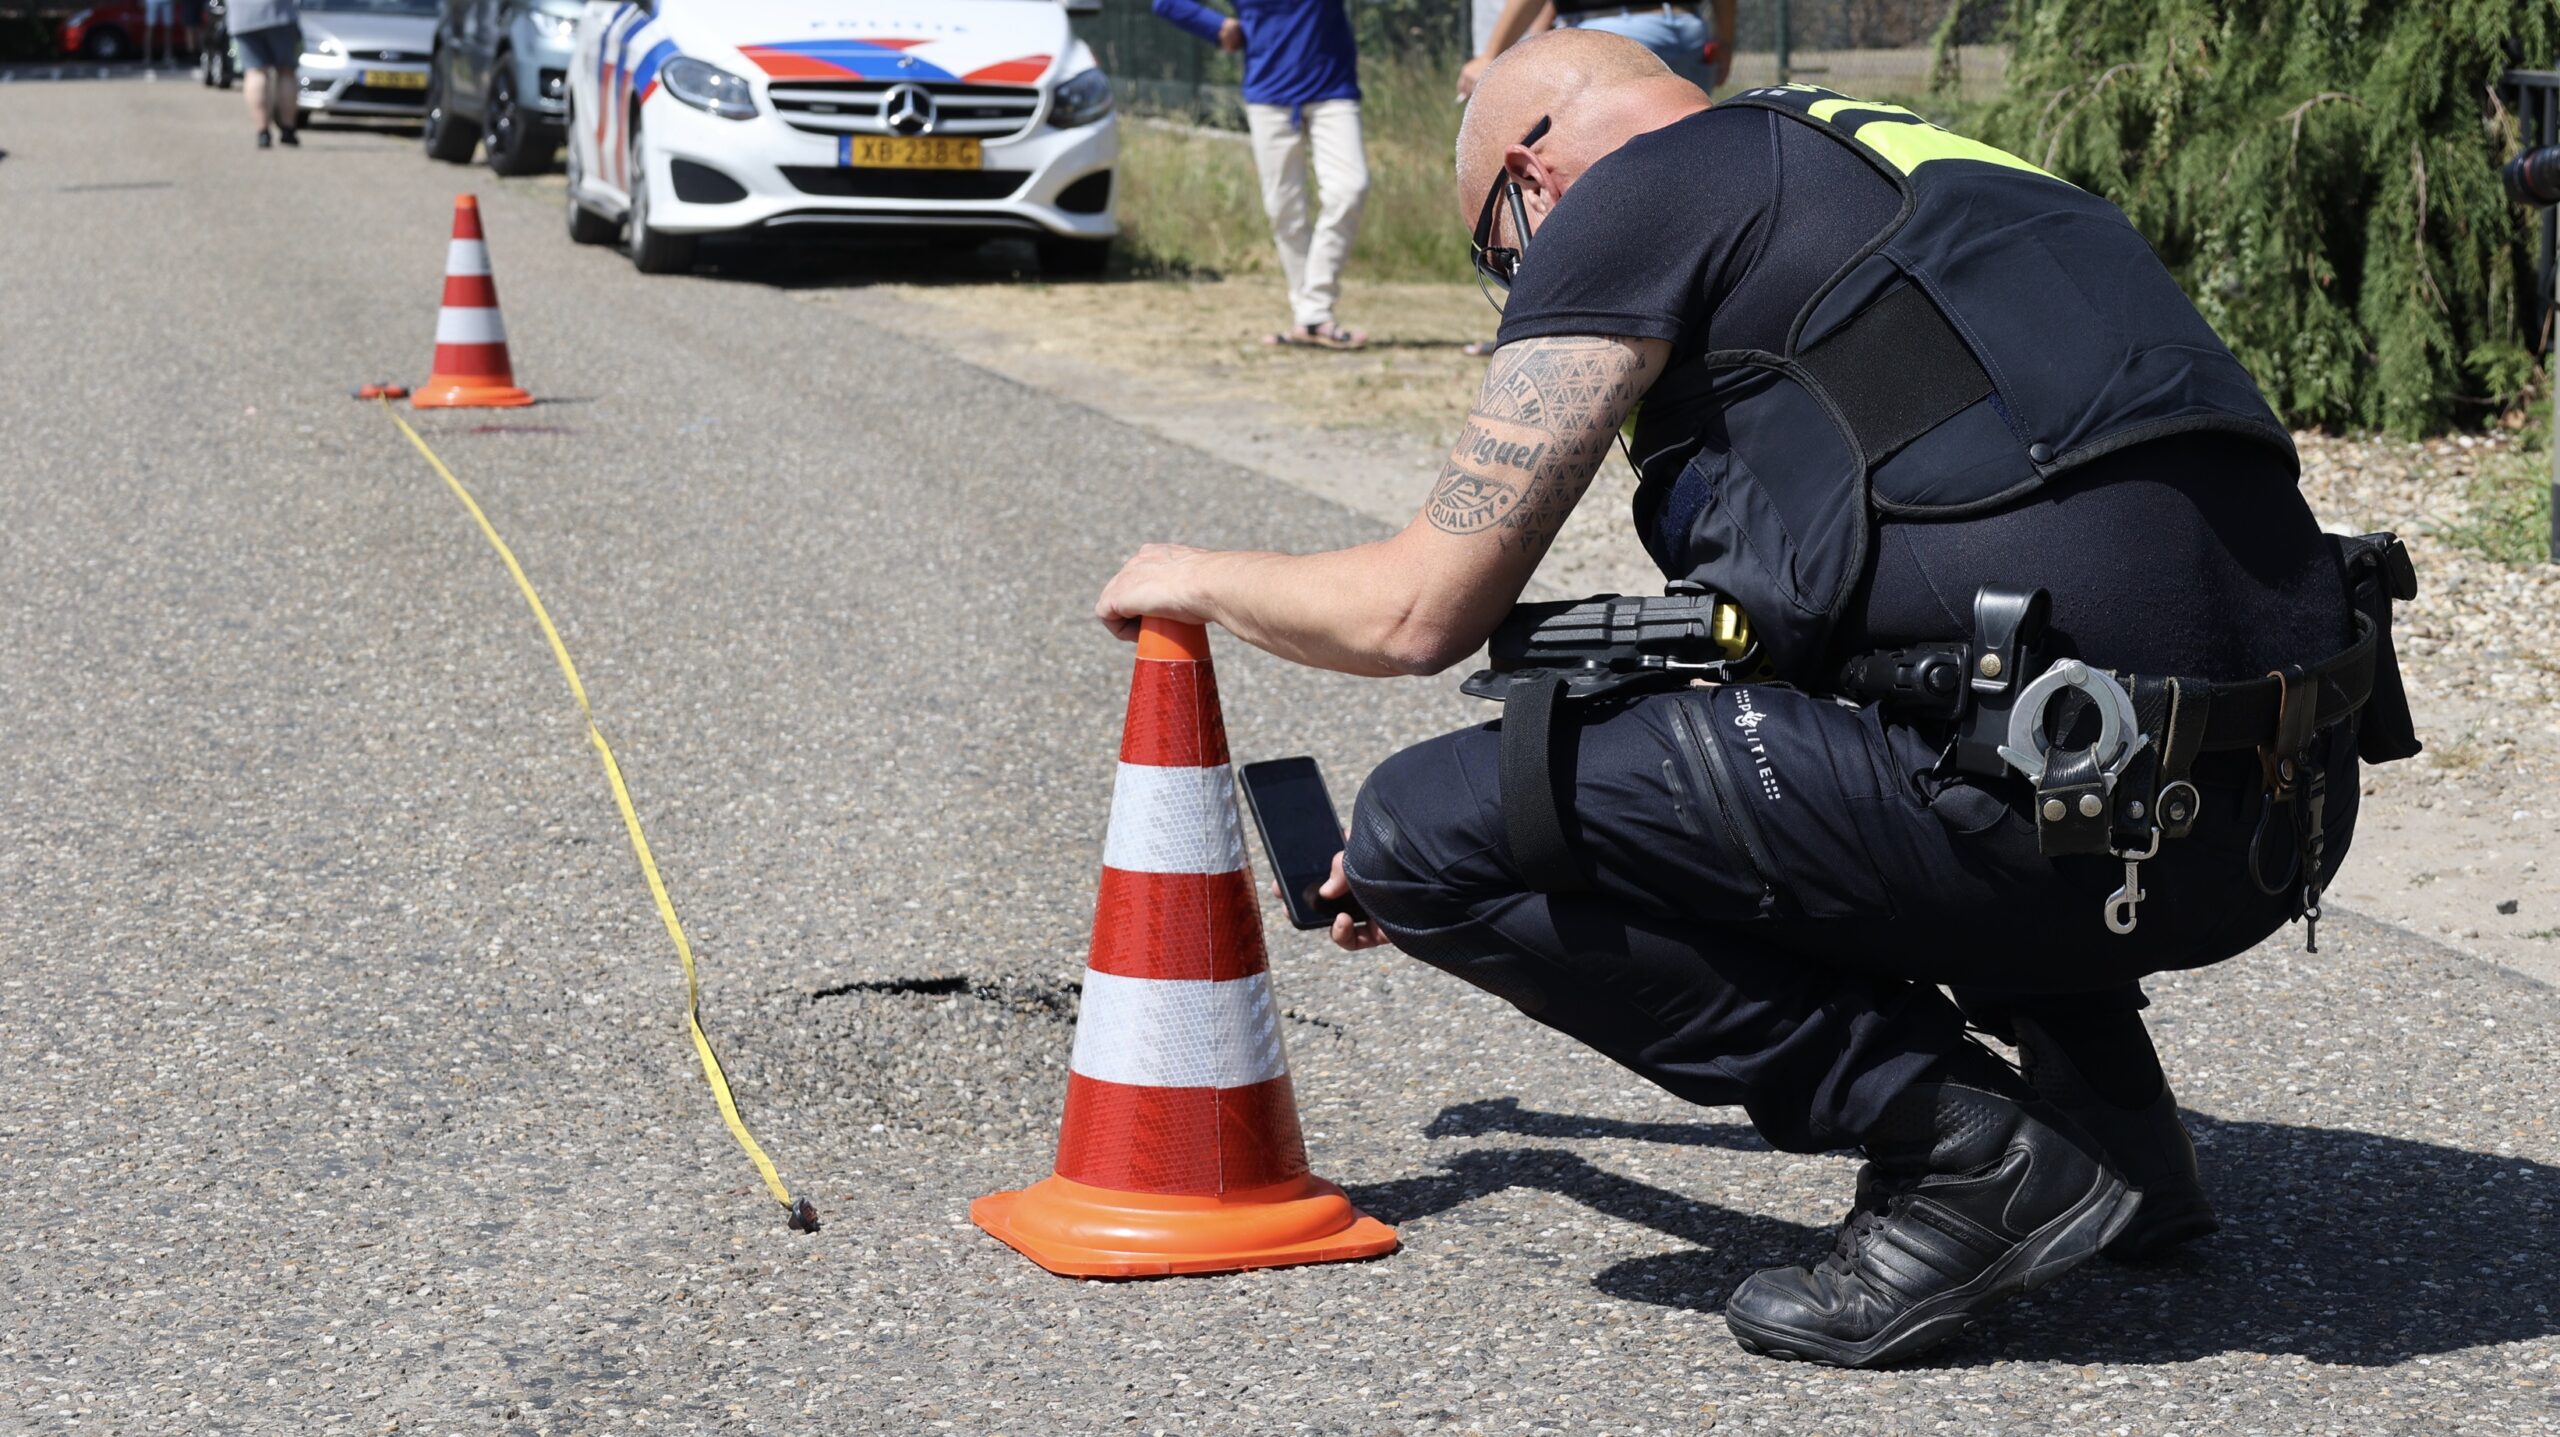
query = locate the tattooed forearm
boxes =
[1422,335,1653,555]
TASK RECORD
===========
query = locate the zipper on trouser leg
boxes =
[1669,696,1782,913]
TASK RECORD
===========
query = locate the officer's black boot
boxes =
[2013,1012,2218,1261]
[1724,1073,2139,1369]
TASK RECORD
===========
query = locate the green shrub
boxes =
[1978,0,2558,435]
[2445,437,2555,563]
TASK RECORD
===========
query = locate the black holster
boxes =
[1461,585,1759,893]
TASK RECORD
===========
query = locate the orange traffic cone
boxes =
[413,195,534,409]
[972,618,1398,1277]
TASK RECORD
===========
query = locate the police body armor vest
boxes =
[1638,86,2298,682]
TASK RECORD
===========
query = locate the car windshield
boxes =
[305,0,439,14]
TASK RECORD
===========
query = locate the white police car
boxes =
[564,0,1118,275]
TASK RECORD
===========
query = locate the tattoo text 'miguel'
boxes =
[1423,336,1652,555]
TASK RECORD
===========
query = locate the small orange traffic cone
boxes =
[413,195,534,409]
[972,618,1398,1277]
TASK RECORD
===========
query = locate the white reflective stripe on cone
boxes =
[1102,762,1247,876]
[445,239,492,276]
[433,307,509,345]
[1069,970,1288,1089]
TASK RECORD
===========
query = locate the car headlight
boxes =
[659,56,757,120]
[1048,67,1114,129]
[66,9,94,27]
[301,35,345,64]
[528,11,575,42]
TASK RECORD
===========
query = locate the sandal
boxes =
[1263,321,1369,352]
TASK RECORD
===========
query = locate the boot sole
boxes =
[1725,1172,2140,1369]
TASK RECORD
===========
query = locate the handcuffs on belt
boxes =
[1840,531,2419,947]
[1842,587,2170,933]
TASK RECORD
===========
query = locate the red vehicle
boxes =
[59,3,200,62]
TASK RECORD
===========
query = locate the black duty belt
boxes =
[1464,532,2422,951]
[1833,530,2418,945]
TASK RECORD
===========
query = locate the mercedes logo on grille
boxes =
[880,83,938,137]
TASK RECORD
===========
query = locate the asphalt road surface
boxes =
[6,81,2560,1437]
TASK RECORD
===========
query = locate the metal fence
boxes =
[1076,0,2010,122]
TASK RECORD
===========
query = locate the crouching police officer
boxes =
[1097,29,2419,1368]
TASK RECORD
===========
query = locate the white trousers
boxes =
[1244,99,1370,329]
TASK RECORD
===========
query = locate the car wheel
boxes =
[1036,237,1113,279]
[421,56,481,163]
[564,116,618,245]
[624,124,697,275]
[82,27,131,61]
[483,64,550,176]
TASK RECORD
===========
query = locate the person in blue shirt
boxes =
[1152,0,1372,349]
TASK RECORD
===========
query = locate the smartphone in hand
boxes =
[1238,756,1367,931]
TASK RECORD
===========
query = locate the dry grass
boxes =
[901,273,1499,435]
[1117,59,1472,284]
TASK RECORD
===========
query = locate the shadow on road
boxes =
[679,237,1172,293]
[1348,1145,1820,1310]
[1374,1099,2560,1367]
[1424,1096,1767,1150]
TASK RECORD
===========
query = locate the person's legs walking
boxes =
[245,66,274,141]
[1244,103,1318,331]
[1298,99,1370,332]
[273,59,299,137]
[238,26,300,144]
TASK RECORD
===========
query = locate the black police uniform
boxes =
[1343,90,2375,1155]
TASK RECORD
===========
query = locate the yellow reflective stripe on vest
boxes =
[1853,119,2059,181]
[1798,94,2061,182]
[1806,95,1911,123]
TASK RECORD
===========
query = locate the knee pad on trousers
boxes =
[1342,760,1427,924]
[1343,744,1502,930]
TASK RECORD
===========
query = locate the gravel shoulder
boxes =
[848,274,2560,985]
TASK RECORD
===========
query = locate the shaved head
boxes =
[1455,29,1710,243]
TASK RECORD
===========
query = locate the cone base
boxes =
[971,1172,1398,1278]
[412,381,535,409]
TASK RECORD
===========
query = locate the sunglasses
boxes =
[1469,114,1551,292]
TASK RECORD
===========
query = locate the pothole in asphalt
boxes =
[733,973,1350,1137]
[806,973,1345,1035]
[808,973,1078,1019]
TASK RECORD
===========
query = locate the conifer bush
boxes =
[1974,1,2557,434]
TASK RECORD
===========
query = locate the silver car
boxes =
[295,0,440,122]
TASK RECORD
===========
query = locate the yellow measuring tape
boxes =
[386,405,817,1233]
